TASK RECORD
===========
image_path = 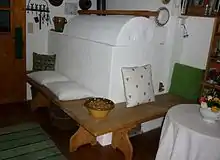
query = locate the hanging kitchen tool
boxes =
[96,0,106,15]
[53,16,67,32]
[31,3,34,14]
[35,4,38,15]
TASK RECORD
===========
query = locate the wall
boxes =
[26,0,96,99]
[26,0,97,70]
[107,0,214,133]
[108,0,179,92]
[180,17,214,69]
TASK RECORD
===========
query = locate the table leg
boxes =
[112,128,133,160]
[69,126,97,152]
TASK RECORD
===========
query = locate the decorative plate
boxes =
[49,0,64,7]
[79,0,92,10]
[155,7,170,27]
[162,0,171,4]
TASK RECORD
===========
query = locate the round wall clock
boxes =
[155,7,170,27]
[162,0,171,4]
[49,0,64,7]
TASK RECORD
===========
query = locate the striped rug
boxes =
[0,123,66,160]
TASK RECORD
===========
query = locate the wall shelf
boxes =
[188,6,217,17]
[202,81,220,91]
[181,1,220,18]
[210,56,220,61]
[78,10,159,17]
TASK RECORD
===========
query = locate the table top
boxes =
[168,104,220,139]
[58,94,193,136]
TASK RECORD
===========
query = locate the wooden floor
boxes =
[0,102,161,160]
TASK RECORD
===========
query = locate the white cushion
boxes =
[27,71,69,85]
[45,81,95,101]
[121,64,155,108]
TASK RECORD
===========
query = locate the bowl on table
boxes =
[200,107,220,124]
[84,98,115,119]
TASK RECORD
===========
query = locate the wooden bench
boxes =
[27,76,195,160]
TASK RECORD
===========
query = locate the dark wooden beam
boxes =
[78,10,159,17]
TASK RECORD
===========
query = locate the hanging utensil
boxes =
[42,5,46,24]
[31,3,34,14]
[39,13,42,30]
[35,4,38,16]
[27,4,30,13]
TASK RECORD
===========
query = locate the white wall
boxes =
[26,0,97,70]
[108,0,176,92]
[180,17,214,69]
[107,0,214,133]
[26,0,96,99]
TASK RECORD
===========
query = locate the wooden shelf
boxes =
[202,82,220,91]
[182,6,218,17]
[182,13,215,17]
[78,10,159,17]
[210,56,220,62]
[215,33,220,38]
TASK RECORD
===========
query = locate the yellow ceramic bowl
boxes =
[84,98,115,119]
[87,109,111,118]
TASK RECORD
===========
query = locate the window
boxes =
[0,11,10,32]
[0,0,10,7]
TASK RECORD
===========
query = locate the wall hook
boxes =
[181,24,189,38]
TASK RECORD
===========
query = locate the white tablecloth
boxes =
[155,104,220,160]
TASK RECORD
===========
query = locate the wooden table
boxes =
[56,94,193,160]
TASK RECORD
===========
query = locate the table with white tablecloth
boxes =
[155,104,220,160]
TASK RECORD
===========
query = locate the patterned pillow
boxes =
[121,64,155,108]
[33,52,56,71]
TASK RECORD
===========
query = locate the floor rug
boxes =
[0,123,66,160]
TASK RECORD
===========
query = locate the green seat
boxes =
[169,63,204,101]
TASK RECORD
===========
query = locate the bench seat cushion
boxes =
[169,63,203,101]
[27,71,69,85]
[45,81,96,101]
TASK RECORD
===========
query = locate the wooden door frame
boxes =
[0,0,27,104]
[14,0,26,64]
[14,0,27,102]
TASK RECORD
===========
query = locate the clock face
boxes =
[155,7,170,26]
[162,0,171,4]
